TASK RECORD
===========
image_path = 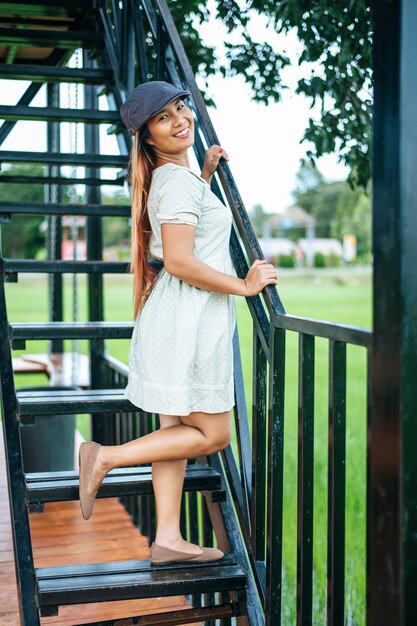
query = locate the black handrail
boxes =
[151,0,286,320]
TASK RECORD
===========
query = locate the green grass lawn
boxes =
[4,271,371,626]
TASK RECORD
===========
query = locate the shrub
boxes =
[326,252,342,267]
[314,251,326,268]
[277,254,296,268]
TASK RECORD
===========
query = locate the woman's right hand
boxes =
[244,259,278,296]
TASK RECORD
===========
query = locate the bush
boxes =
[277,254,296,268]
[314,251,326,268]
[326,252,342,267]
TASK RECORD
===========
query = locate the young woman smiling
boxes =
[78,81,278,564]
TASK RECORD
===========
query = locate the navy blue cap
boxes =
[120,80,191,134]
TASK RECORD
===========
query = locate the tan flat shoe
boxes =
[79,441,102,520]
[150,542,224,565]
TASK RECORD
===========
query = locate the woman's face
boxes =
[146,97,194,157]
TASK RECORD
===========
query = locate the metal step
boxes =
[35,555,247,617]
[0,201,130,222]
[76,600,246,626]
[0,174,124,188]
[0,27,103,49]
[9,321,134,348]
[0,1,90,18]
[0,16,87,28]
[16,388,137,424]
[0,105,120,124]
[0,174,124,187]
[25,463,225,512]
[3,259,130,282]
[0,151,127,168]
[0,64,113,84]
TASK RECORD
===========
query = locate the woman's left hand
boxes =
[201,145,229,179]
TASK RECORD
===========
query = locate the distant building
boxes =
[264,205,316,267]
[298,237,343,258]
[40,215,87,260]
[265,205,315,235]
[258,237,298,264]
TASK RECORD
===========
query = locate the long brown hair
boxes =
[128,124,160,319]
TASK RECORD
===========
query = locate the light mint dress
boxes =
[124,162,237,416]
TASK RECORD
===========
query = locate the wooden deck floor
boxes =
[0,431,195,626]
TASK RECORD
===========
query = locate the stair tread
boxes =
[0,104,120,123]
[0,0,91,15]
[37,552,241,578]
[0,174,124,187]
[0,64,113,84]
[0,201,130,217]
[18,388,126,400]
[36,555,246,607]
[0,26,103,46]
[5,259,128,265]
[11,321,134,329]
[25,464,223,504]
[10,321,134,345]
[26,463,219,482]
[4,259,130,275]
[0,151,127,167]
[10,321,134,340]
[16,388,137,419]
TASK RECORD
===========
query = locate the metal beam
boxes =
[0,64,113,84]
[0,174,124,186]
[370,0,417,623]
[0,26,103,48]
[0,104,120,124]
[0,150,127,167]
[0,1,87,17]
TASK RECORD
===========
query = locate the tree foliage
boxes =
[102,190,131,247]
[248,202,269,237]
[168,0,372,188]
[0,165,45,259]
[293,162,371,260]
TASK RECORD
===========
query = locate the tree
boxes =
[293,162,371,260]
[248,203,269,237]
[332,183,371,260]
[0,165,46,259]
[167,0,372,187]
[102,189,131,247]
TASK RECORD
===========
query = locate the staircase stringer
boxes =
[0,259,41,626]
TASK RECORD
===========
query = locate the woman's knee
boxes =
[209,425,232,453]
[180,410,232,455]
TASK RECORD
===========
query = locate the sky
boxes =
[195,1,349,212]
[0,1,349,214]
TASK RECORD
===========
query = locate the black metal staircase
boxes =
[0,1,382,625]
[0,0,254,624]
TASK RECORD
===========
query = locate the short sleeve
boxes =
[156,168,203,227]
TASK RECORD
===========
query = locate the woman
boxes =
[79,80,278,564]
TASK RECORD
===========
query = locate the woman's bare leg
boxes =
[87,410,232,497]
[151,414,201,554]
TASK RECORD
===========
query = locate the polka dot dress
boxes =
[124,162,237,416]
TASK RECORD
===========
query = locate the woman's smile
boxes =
[173,125,191,139]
